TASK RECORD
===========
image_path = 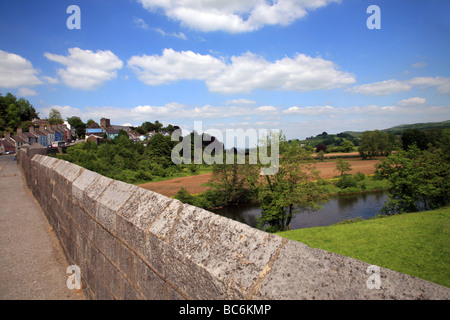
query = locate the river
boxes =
[211,191,389,230]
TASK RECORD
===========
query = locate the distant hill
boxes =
[298,120,450,151]
[343,120,450,137]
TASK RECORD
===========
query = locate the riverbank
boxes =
[276,206,450,288]
[138,158,381,197]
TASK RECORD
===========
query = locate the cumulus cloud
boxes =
[128,48,226,85]
[44,47,123,90]
[0,50,42,88]
[347,79,412,95]
[17,87,38,97]
[408,76,450,94]
[397,97,426,107]
[137,0,340,33]
[283,105,334,115]
[348,77,450,96]
[129,49,355,93]
[208,52,355,94]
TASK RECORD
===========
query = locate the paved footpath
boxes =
[0,154,85,300]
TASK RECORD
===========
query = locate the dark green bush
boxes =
[335,175,357,189]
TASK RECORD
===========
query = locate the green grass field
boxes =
[276,206,450,288]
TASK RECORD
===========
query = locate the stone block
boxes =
[94,223,118,265]
[74,204,95,241]
[163,204,285,299]
[52,160,84,196]
[124,280,142,300]
[135,258,166,300]
[72,169,113,218]
[117,187,173,254]
[118,242,136,283]
[96,180,138,233]
[104,258,124,299]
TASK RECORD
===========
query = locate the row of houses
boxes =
[84,118,169,145]
[0,121,74,154]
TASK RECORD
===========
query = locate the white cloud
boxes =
[134,17,150,30]
[347,79,412,95]
[0,50,42,88]
[255,105,277,112]
[128,48,225,85]
[135,17,187,39]
[283,105,334,116]
[128,49,354,94]
[225,98,256,105]
[408,76,450,94]
[44,47,123,90]
[349,76,450,96]
[207,52,355,94]
[42,76,59,84]
[154,28,187,40]
[397,97,426,107]
[17,87,38,97]
[137,0,340,33]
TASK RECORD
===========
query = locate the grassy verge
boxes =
[276,206,450,288]
[144,165,213,183]
[318,174,391,195]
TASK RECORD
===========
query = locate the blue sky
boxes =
[0,0,449,142]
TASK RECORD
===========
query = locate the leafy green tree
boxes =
[67,116,86,138]
[401,129,428,150]
[145,133,175,167]
[335,158,352,176]
[250,135,329,232]
[48,108,64,124]
[341,139,355,152]
[208,158,255,205]
[359,130,395,159]
[0,93,38,132]
[376,145,449,213]
[86,119,99,127]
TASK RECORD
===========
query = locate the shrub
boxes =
[335,175,357,189]
[354,171,366,181]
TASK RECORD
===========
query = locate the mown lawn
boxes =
[276,206,450,288]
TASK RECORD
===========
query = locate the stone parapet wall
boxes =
[16,148,449,299]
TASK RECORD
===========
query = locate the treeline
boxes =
[56,129,224,184]
[56,130,180,184]
[358,128,449,159]
[0,92,38,133]
[298,131,359,153]
[376,128,449,214]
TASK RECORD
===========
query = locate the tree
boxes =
[249,134,329,232]
[316,143,327,153]
[359,130,395,159]
[335,158,352,176]
[376,145,449,214]
[145,133,175,167]
[67,116,86,138]
[341,140,355,152]
[208,157,255,205]
[0,93,38,132]
[48,108,64,125]
[86,119,99,127]
[401,129,428,150]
